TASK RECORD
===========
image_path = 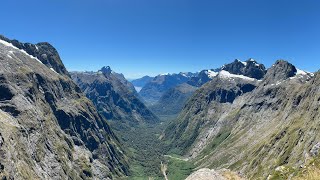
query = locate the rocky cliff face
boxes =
[188,59,266,87]
[99,66,136,94]
[0,37,128,179]
[263,59,297,84]
[163,60,317,179]
[0,35,69,76]
[71,67,159,126]
[187,69,219,87]
[164,71,259,154]
[221,58,266,79]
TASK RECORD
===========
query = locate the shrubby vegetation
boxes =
[109,115,195,179]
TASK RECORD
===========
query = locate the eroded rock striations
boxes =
[0,36,128,179]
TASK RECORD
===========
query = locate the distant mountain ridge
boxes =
[131,75,154,92]
[149,83,198,116]
[138,73,195,104]
[163,59,316,179]
[141,59,267,116]
[71,66,159,126]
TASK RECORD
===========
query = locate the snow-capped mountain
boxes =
[188,58,266,87]
[164,59,316,179]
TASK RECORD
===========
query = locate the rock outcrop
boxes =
[185,168,244,180]
[187,69,219,87]
[71,68,159,125]
[0,35,69,76]
[221,59,266,79]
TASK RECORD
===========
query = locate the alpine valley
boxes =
[1,35,320,180]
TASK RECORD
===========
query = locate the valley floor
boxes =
[109,115,195,180]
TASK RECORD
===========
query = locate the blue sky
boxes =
[1,0,320,78]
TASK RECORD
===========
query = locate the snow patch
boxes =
[218,70,256,81]
[236,59,248,66]
[248,58,260,67]
[207,70,218,78]
[296,69,307,76]
[134,86,142,92]
[290,68,314,80]
[180,72,194,77]
[0,39,43,65]
[180,73,188,77]
[23,50,43,64]
[270,81,283,86]
[0,39,17,49]
[50,68,58,74]
[239,60,247,66]
[241,61,247,66]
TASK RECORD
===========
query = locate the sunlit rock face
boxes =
[0,36,128,179]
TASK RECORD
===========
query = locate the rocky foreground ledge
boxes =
[185,168,244,180]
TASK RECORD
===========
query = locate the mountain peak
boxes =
[0,35,69,76]
[100,66,112,75]
[160,73,171,76]
[263,60,297,84]
[222,59,266,79]
[179,72,197,78]
[247,58,256,62]
[233,59,247,66]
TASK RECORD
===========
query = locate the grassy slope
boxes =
[165,155,195,180]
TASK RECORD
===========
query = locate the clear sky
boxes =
[1,0,320,78]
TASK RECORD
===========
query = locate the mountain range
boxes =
[1,34,320,180]
[137,59,266,116]
[163,60,317,179]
